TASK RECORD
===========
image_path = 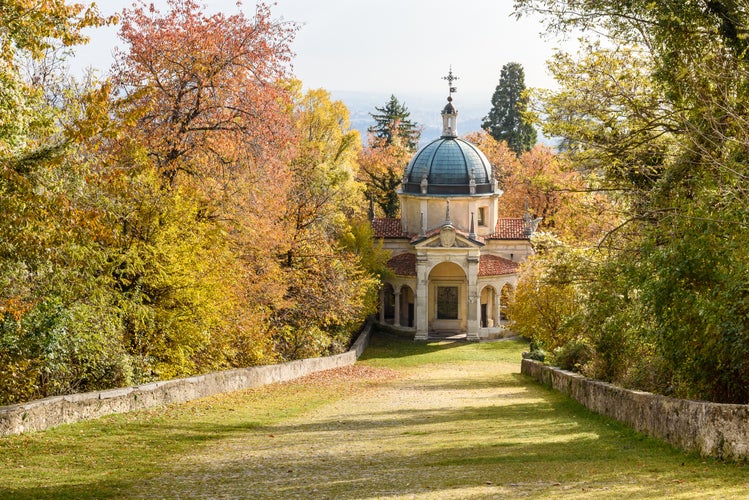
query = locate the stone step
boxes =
[427,332,467,341]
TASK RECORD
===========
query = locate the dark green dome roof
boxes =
[402,137,493,195]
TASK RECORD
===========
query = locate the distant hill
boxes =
[330,90,557,148]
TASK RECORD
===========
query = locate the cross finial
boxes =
[442,66,459,99]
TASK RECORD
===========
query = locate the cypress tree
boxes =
[482,62,537,155]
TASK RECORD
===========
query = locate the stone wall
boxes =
[521,359,749,461]
[0,322,373,437]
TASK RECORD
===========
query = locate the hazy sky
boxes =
[72,0,568,107]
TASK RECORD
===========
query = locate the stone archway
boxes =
[428,261,467,333]
[380,283,395,324]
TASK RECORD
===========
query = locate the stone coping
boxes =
[521,359,749,461]
[0,322,373,437]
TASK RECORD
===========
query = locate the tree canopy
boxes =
[0,0,381,405]
[511,0,749,403]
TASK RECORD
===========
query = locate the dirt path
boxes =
[128,339,747,499]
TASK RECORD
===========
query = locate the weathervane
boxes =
[442,66,459,99]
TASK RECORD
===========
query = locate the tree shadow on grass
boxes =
[6,373,743,499]
[0,417,270,500]
[125,398,729,500]
[395,372,534,392]
[359,330,468,361]
[0,480,126,500]
[360,330,528,366]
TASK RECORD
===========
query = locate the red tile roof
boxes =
[386,252,416,276]
[486,218,528,240]
[372,218,407,238]
[478,254,520,276]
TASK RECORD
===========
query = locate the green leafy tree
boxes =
[482,62,537,155]
[368,94,420,151]
[515,0,749,403]
[0,3,125,404]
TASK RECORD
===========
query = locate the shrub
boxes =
[552,339,593,372]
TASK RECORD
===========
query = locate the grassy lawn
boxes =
[0,332,746,499]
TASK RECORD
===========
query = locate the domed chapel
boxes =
[371,69,537,341]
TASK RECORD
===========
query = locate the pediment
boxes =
[413,226,484,249]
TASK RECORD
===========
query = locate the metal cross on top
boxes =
[442,66,459,98]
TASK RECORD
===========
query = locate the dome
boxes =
[402,137,494,195]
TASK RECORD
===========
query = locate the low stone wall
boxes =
[0,322,373,437]
[521,359,749,461]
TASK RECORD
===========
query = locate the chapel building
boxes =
[372,76,536,341]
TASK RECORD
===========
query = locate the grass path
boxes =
[1,333,748,499]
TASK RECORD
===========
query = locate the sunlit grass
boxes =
[1,332,746,499]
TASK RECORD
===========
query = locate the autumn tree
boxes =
[108,0,299,377]
[358,95,422,218]
[275,84,378,359]
[509,233,585,352]
[482,62,536,156]
[0,2,125,403]
[283,83,362,266]
[0,0,384,405]
[0,1,110,63]
[358,131,412,218]
[464,131,592,236]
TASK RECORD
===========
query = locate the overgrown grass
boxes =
[1,333,747,499]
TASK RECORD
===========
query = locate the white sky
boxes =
[72,0,567,107]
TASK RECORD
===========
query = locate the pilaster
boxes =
[394,289,402,327]
[466,253,480,341]
[415,255,429,340]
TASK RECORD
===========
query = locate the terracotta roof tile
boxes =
[486,218,528,240]
[386,252,416,276]
[372,218,407,238]
[479,254,520,276]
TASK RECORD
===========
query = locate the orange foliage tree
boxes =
[465,131,586,233]
[106,0,300,376]
[358,132,412,218]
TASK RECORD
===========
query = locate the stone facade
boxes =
[373,87,534,341]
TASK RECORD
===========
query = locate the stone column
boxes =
[493,287,501,329]
[379,287,385,324]
[394,288,401,327]
[466,255,480,341]
[415,256,429,340]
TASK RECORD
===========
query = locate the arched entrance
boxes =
[428,262,467,334]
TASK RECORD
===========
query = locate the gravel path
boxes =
[126,341,747,499]
[131,353,539,499]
